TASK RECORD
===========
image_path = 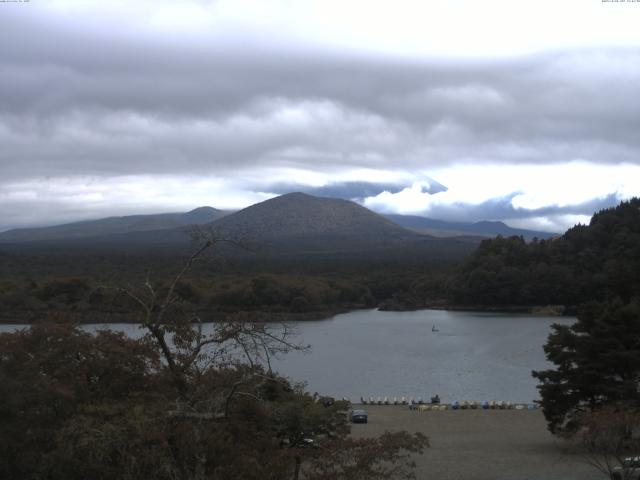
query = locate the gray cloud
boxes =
[264,179,447,200]
[266,182,407,200]
[0,5,638,231]
[417,193,623,225]
[2,7,640,182]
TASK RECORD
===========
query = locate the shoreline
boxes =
[379,303,574,316]
[0,303,575,325]
[0,307,357,325]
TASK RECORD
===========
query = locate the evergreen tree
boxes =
[452,197,640,308]
[533,300,640,434]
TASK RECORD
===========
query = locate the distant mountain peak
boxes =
[187,206,218,214]
[207,192,417,247]
[264,191,315,203]
[182,206,224,223]
[280,191,311,198]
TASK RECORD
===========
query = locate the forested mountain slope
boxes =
[450,198,640,307]
[0,207,228,243]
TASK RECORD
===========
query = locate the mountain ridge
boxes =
[384,214,558,239]
[0,193,559,247]
[0,207,229,243]
[0,193,430,256]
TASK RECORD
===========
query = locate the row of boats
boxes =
[417,401,537,410]
[359,396,537,410]
[360,396,438,405]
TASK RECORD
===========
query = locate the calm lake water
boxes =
[0,309,574,403]
[273,309,574,403]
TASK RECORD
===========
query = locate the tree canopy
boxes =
[451,198,640,308]
[532,300,640,434]
[0,238,428,480]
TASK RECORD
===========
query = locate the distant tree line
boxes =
[0,273,378,322]
[0,234,474,321]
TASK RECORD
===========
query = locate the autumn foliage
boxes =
[0,238,428,479]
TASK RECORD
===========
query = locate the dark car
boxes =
[351,409,368,423]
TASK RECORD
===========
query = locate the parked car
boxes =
[351,409,368,423]
[612,456,640,480]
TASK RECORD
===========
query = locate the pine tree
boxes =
[533,300,640,434]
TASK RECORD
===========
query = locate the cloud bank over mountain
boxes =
[0,1,638,232]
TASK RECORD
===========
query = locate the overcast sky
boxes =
[1,0,639,233]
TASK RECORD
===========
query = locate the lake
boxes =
[273,309,574,403]
[0,308,573,403]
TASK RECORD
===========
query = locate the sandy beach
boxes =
[350,405,605,480]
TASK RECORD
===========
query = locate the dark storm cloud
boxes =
[1,6,640,185]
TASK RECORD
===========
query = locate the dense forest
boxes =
[525,202,640,456]
[0,267,428,480]
[0,242,467,323]
[1,198,638,322]
[448,198,640,309]
[0,271,377,323]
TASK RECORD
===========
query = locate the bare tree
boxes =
[98,230,311,480]
[110,229,306,404]
[575,406,640,479]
